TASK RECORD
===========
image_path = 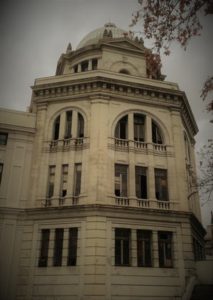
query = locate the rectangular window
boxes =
[77,113,84,138]
[158,232,173,268]
[74,163,82,196]
[38,229,50,267]
[65,111,72,138]
[53,228,64,266]
[81,61,88,72]
[155,169,168,201]
[134,114,145,142]
[115,228,131,266]
[0,133,8,145]
[92,58,98,70]
[193,237,205,261]
[0,163,3,185]
[115,164,128,197]
[137,230,152,267]
[135,166,147,199]
[67,228,78,266]
[60,164,68,197]
[47,166,55,198]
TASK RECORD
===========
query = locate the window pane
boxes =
[135,167,147,199]
[60,164,68,197]
[67,228,78,266]
[155,169,168,201]
[53,228,64,266]
[115,116,128,139]
[158,232,173,268]
[115,228,130,266]
[38,229,50,267]
[152,121,163,144]
[47,166,55,198]
[74,164,82,196]
[65,111,72,138]
[115,165,128,197]
[0,133,8,145]
[134,114,145,142]
[77,113,84,138]
[0,163,3,185]
[137,230,152,267]
[53,116,60,140]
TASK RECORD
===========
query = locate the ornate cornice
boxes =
[32,75,198,136]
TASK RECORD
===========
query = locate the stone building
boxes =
[0,23,207,300]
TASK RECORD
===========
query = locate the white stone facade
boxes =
[0,23,206,300]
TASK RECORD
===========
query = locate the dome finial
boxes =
[66,43,72,53]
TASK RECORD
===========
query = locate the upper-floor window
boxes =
[115,116,128,139]
[135,166,147,199]
[155,169,168,201]
[152,121,163,144]
[134,114,145,142]
[0,163,3,185]
[53,116,60,140]
[73,163,82,197]
[60,164,68,197]
[92,59,98,70]
[115,164,128,197]
[119,69,130,75]
[52,110,85,140]
[114,113,164,145]
[47,166,56,198]
[0,133,8,145]
[81,61,88,72]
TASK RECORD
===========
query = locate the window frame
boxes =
[38,229,50,267]
[137,230,152,267]
[53,228,64,267]
[158,231,173,268]
[0,132,8,145]
[115,228,131,266]
[135,166,147,199]
[114,164,128,197]
[155,168,168,201]
[67,228,78,266]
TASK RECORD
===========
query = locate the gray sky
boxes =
[0,0,212,226]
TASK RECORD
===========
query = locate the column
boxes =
[62,228,69,266]
[148,167,156,200]
[77,63,81,73]
[146,115,152,146]
[48,229,55,267]
[132,229,137,266]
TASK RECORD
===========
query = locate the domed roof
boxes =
[76,23,130,49]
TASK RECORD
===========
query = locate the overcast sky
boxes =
[0,0,212,226]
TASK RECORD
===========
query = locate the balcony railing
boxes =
[44,195,80,207]
[47,137,87,152]
[114,196,178,210]
[111,138,167,154]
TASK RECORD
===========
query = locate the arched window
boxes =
[115,115,128,139]
[152,121,163,144]
[119,69,130,75]
[77,113,84,138]
[53,116,60,140]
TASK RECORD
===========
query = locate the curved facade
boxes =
[0,24,206,300]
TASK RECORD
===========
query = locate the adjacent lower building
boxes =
[0,23,207,300]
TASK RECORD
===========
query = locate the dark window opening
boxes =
[137,230,152,267]
[0,163,3,185]
[60,164,68,198]
[135,166,147,199]
[155,169,168,201]
[53,228,64,266]
[0,133,8,145]
[77,113,84,138]
[81,61,88,72]
[115,164,128,197]
[65,111,72,139]
[158,232,173,268]
[92,59,98,70]
[115,115,128,139]
[67,228,78,266]
[152,121,163,144]
[134,114,145,142]
[47,166,55,198]
[74,163,82,196]
[38,229,50,267]
[74,65,78,73]
[115,228,131,266]
[119,69,130,75]
[193,237,205,261]
[53,116,60,140]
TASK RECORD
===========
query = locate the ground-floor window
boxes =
[115,228,131,266]
[137,230,152,267]
[158,231,173,268]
